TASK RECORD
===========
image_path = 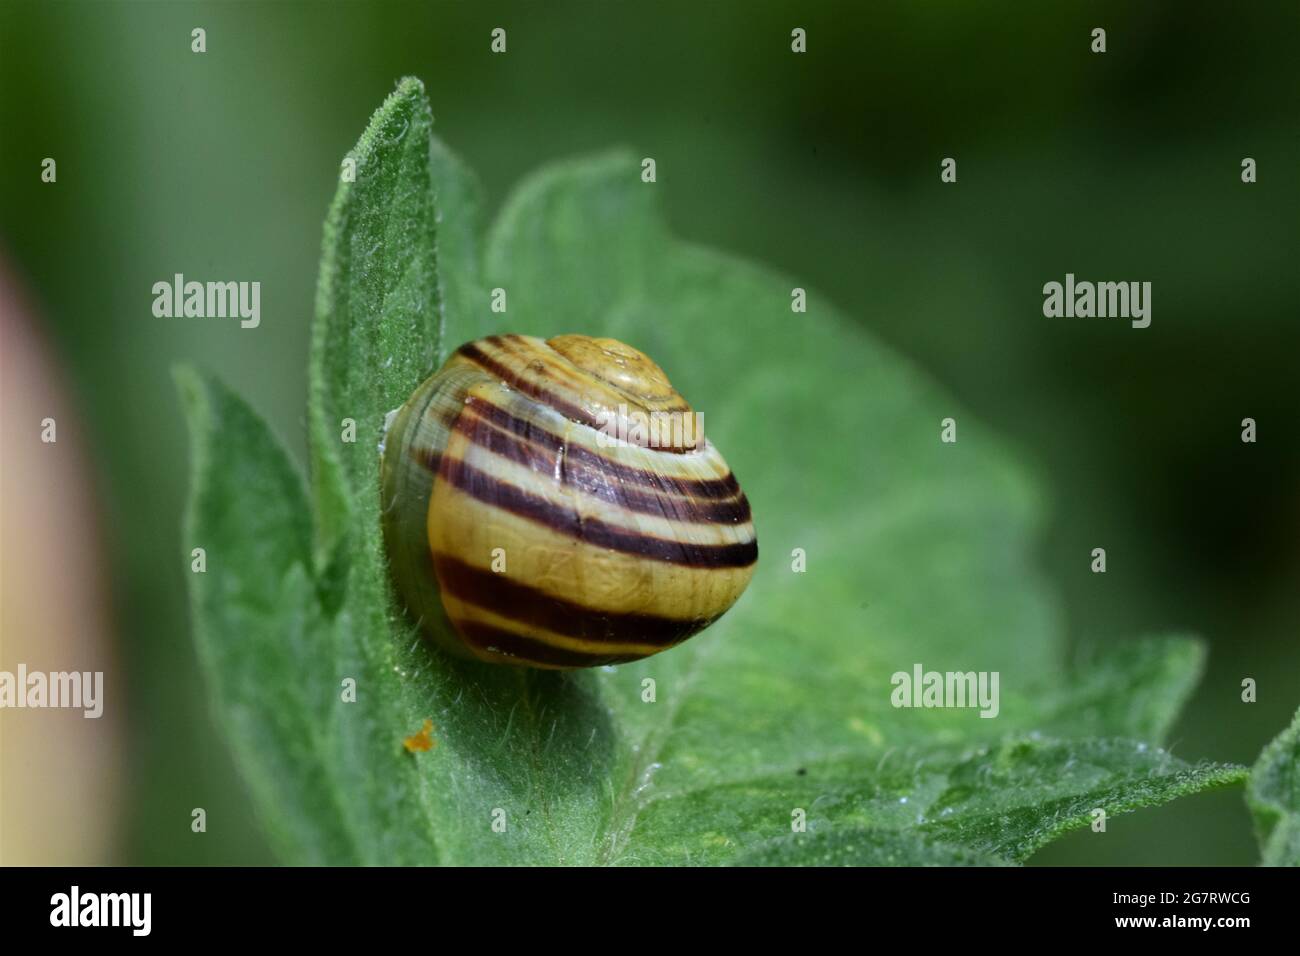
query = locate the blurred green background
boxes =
[1,1,1296,865]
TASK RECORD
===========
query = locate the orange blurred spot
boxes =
[403,719,436,753]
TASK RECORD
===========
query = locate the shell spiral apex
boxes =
[379,333,757,669]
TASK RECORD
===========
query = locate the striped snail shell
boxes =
[379,334,758,669]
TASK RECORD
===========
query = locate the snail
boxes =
[379,334,758,669]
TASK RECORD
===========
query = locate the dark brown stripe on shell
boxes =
[433,553,710,648]
[457,339,605,433]
[461,395,744,501]
[432,455,758,568]
[451,405,752,525]
[459,336,694,453]
[452,620,644,668]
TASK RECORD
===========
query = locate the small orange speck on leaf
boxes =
[404,719,436,753]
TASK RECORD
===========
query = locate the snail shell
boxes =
[380,334,757,669]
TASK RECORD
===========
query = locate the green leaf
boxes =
[428,132,489,351]
[178,365,341,861]
[179,78,1259,867]
[479,152,1245,863]
[724,740,1243,866]
[309,76,442,559]
[919,738,1245,861]
[178,367,440,864]
[1029,635,1209,742]
[732,829,1013,867]
[1248,707,1300,866]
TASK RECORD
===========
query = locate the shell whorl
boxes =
[448,334,703,451]
[548,333,682,407]
[380,334,757,669]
